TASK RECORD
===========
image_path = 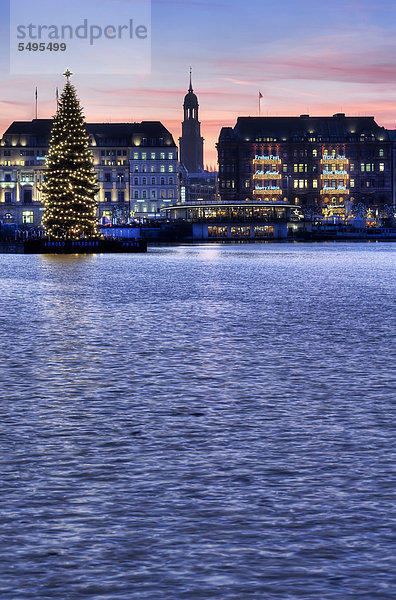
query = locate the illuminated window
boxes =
[151,152,156,159]
[245,180,250,188]
[208,226,227,238]
[350,179,355,188]
[313,149,318,158]
[169,165,174,173]
[142,153,147,160]
[133,152,139,159]
[283,164,288,172]
[151,205,156,213]
[161,190,166,199]
[22,210,33,224]
[331,149,336,156]
[361,163,365,172]
[379,148,384,157]
[294,164,298,173]
[160,165,165,173]
[313,180,318,188]
[21,172,34,183]
[169,190,174,199]
[160,152,165,160]
[294,179,298,189]
[350,163,355,172]
[168,152,174,160]
[379,163,385,172]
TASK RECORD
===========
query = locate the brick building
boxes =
[217,114,393,221]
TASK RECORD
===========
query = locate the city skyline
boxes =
[1,0,396,166]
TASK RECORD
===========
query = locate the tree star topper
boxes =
[63,68,73,82]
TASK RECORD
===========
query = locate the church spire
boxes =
[189,67,193,93]
[180,69,204,173]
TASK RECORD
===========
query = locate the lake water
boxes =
[1,243,395,600]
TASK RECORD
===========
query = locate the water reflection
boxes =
[0,244,395,600]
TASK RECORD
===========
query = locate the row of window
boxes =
[133,151,175,160]
[1,149,176,161]
[133,177,174,186]
[2,150,46,157]
[101,174,176,184]
[250,177,388,190]
[224,161,387,174]
[1,190,33,203]
[220,148,387,159]
[103,190,175,202]
[133,190,175,200]
[134,164,175,173]
[0,211,34,223]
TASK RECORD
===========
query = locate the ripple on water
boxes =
[0,243,395,599]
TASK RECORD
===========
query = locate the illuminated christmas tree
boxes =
[42,69,99,239]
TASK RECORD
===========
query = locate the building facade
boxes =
[217,114,394,221]
[0,120,178,227]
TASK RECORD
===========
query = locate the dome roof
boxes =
[184,90,198,109]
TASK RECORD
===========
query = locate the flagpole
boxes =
[35,87,38,119]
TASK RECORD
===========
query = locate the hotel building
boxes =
[217,114,393,218]
[0,120,178,227]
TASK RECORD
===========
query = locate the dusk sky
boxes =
[1,0,396,165]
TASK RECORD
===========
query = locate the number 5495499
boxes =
[18,43,67,51]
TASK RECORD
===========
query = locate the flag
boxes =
[259,91,263,99]
[35,87,38,99]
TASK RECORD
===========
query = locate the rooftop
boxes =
[219,115,389,143]
[2,119,177,147]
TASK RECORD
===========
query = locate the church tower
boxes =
[179,69,204,173]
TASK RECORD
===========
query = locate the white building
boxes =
[0,119,178,228]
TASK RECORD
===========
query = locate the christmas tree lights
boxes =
[42,70,99,239]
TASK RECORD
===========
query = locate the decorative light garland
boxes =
[42,75,99,240]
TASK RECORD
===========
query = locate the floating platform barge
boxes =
[0,238,147,254]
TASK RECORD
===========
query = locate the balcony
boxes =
[321,155,349,163]
[321,171,348,177]
[320,186,350,195]
[253,171,282,179]
[253,186,283,195]
[253,155,281,165]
